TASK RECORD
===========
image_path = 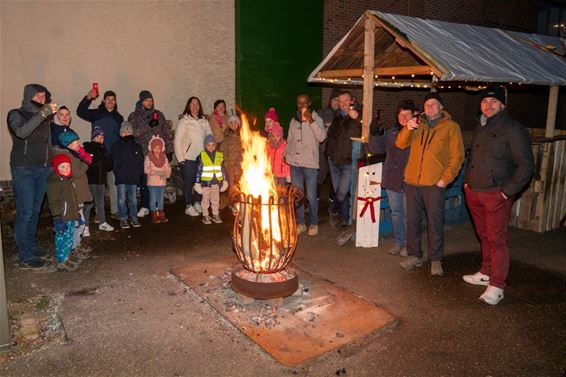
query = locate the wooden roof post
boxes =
[362,16,376,141]
[546,85,559,137]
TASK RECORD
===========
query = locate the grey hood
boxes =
[21,84,51,112]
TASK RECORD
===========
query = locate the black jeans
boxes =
[181,160,201,206]
[405,184,446,261]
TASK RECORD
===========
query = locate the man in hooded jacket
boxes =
[8,84,56,269]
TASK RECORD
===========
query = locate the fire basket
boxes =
[231,186,302,299]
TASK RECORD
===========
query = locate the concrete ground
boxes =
[0,201,565,377]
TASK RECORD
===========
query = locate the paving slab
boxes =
[171,256,396,366]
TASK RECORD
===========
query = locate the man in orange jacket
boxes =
[395,92,465,276]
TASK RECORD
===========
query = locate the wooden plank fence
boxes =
[510,137,566,232]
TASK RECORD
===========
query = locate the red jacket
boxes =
[267,140,290,178]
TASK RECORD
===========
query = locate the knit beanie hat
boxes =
[228,115,241,126]
[52,153,72,176]
[264,108,278,122]
[104,90,116,99]
[139,90,153,102]
[479,86,506,104]
[120,121,133,136]
[270,122,283,138]
[423,92,444,106]
[91,126,105,139]
[148,135,165,150]
[58,130,80,147]
[203,134,216,149]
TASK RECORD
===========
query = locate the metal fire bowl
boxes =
[231,264,299,300]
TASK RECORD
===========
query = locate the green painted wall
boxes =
[236,0,323,130]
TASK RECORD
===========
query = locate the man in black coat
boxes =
[463,86,534,305]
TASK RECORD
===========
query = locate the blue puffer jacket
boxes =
[77,96,123,152]
[111,136,144,185]
[368,123,409,193]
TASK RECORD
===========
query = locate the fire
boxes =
[238,114,282,270]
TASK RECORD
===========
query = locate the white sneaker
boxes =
[98,222,114,232]
[82,226,90,237]
[296,223,307,235]
[194,202,203,214]
[463,271,490,286]
[137,207,149,217]
[479,285,504,305]
[185,205,199,217]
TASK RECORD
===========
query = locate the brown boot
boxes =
[159,210,168,223]
[150,211,160,224]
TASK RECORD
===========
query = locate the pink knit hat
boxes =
[270,122,283,137]
[264,108,278,122]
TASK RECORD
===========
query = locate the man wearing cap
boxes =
[462,86,534,305]
[128,90,173,217]
[77,87,124,218]
[396,92,465,276]
[8,84,56,270]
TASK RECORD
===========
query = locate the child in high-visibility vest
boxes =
[194,135,228,224]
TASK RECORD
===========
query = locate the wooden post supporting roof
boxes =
[361,16,377,141]
[546,85,559,137]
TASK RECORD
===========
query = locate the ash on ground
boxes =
[198,268,311,330]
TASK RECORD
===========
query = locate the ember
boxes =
[231,114,301,299]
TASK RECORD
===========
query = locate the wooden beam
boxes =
[546,85,559,137]
[362,16,376,141]
[318,65,431,80]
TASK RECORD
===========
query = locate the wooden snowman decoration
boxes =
[355,162,383,247]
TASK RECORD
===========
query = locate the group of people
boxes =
[8,82,534,305]
[368,87,534,305]
[7,84,230,272]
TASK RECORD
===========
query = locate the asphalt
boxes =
[0,200,565,377]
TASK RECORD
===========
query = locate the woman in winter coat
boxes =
[174,96,211,217]
[219,115,243,209]
[208,99,229,146]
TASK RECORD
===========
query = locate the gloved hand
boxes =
[40,104,55,118]
[77,212,86,226]
[53,218,66,233]
[194,183,203,194]
[220,180,229,192]
[77,147,93,165]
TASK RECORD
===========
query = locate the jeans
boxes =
[148,185,165,211]
[138,174,149,209]
[181,160,201,206]
[85,184,106,224]
[405,184,446,261]
[386,189,407,247]
[11,166,51,263]
[117,184,138,220]
[107,171,118,214]
[328,159,353,221]
[464,186,514,289]
[290,166,319,225]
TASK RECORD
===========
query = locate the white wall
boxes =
[0,0,235,181]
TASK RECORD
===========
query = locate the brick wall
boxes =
[321,0,558,134]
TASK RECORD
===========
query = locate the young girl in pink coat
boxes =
[267,122,290,186]
[144,135,172,223]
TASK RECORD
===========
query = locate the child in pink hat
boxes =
[267,122,290,186]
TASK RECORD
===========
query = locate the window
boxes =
[538,1,566,37]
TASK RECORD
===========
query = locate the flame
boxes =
[238,114,282,270]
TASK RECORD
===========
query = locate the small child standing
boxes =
[194,135,228,224]
[57,130,92,253]
[46,154,80,272]
[111,121,144,229]
[144,135,172,223]
[83,126,114,232]
[267,122,290,187]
